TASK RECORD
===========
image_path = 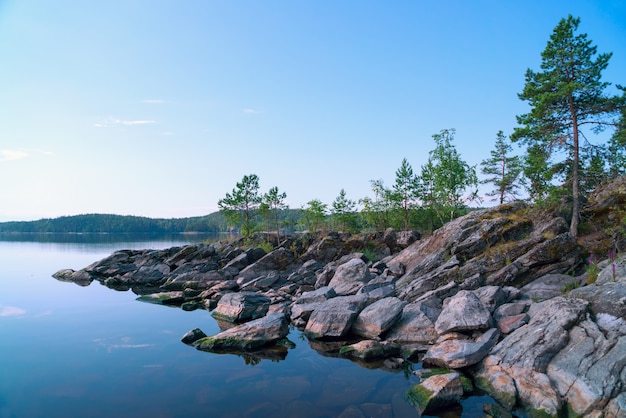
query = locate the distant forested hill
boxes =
[0,213,229,233]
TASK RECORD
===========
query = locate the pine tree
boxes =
[522,143,554,203]
[218,174,261,237]
[511,15,624,237]
[263,186,287,244]
[331,189,357,232]
[481,131,523,204]
[392,158,418,231]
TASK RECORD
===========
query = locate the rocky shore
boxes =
[54,177,626,417]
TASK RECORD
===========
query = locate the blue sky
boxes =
[1,1,625,222]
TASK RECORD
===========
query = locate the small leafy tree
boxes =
[511,15,624,237]
[302,199,327,234]
[392,158,418,230]
[332,189,357,232]
[360,179,394,231]
[480,131,523,204]
[218,174,261,237]
[263,186,287,244]
[417,129,479,226]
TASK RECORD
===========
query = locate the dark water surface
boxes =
[0,235,502,417]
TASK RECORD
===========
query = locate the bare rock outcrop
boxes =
[211,291,270,323]
[351,297,407,339]
[423,328,500,369]
[53,176,626,417]
[434,290,493,334]
[327,257,372,296]
[304,294,368,339]
[193,312,289,352]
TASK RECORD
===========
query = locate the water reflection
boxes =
[0,232,221,253]
[0,235,522,418]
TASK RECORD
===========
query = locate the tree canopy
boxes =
[481,131,523,204]
[417,129,478,225]
[218,174,262,237]
[393,158,418,231]
[511,15,625,237]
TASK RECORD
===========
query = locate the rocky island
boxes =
[54,176,626,417]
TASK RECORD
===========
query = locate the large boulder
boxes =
[339,340,402,361]
[386,298,441,344]
[300,232,347,263]
[405,372,464,415]
[357,281,396,304]
[304,294,367,339]
[476,297,588,417]
[472,286,507,313]
[290,286,337,326]
[327,258,372,296]
[570,281,626,318]
[435,290,493,334]
[52,269,93,286]
[136,291,185,306]
[423,328,500,369]
[237,247,294,281]
[485,296,587,372]
[211,292,270,323]
[351,297,407,339]
[479,360,563,417]
[396,230,421,248]
[547,319,626,416]
[520,273,585,302]
[193,312,289,352]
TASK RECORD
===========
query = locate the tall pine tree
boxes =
[511,15,624,237]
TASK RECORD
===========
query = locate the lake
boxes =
[0,234,502,417]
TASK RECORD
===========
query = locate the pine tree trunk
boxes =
[569,96,580,238]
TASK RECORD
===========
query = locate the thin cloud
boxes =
[142,99,165,104]
[0,149,28,161]
[94,118,157,128]
[0,305,26,317]
[243,108,262,114]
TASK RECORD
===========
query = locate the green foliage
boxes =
[359,179,399,232]
[586,254,600,284]
[257,241,274,253]
[392,158,419,231]
[301,199,328,234]
[522,143,554,203]
[0,213,228,234]
[481,131,523,204]
[607,102,626,177]
[562,280,580,294]
[263,186,288,244]
[218,174,262,237]
[417,128,479,225]
[511,15,624,237]
[331,189,358,232]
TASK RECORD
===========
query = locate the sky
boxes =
[1,1,625,222]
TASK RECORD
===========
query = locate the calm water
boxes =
[0,235,498,417]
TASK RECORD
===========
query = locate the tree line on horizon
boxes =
[219,15,626,239]
[0,213,229,234]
